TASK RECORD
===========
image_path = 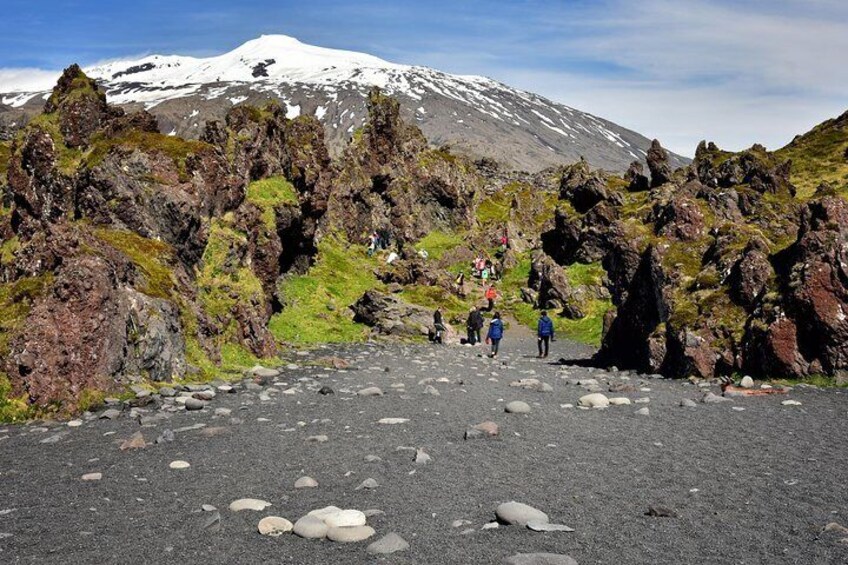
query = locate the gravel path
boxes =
[1,330,847,564]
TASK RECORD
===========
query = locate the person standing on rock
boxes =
[536,310,555,358]
[486,312,504,357]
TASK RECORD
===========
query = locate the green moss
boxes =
[414,230,464,261]
[78,388,106,412]
[269,234,382,344]
[246,176,299,231]
[23,113,84,175]
[197,219,265,321]
[0,373,34,423]
[0,236,20,266]
[771,374,848,389]
[565,262,605,287]
[0,141,10,178]
[86,131,212,177]
[477,181,558,229]
[93,228,176,299]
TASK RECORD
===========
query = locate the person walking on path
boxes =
[537,310,555,358]
[471,306,484,345]
[486,312,504,358]
[485,285,498,312]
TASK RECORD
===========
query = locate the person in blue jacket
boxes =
[486,312,504,358]
[537,311,555,358]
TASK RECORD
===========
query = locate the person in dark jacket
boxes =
[537,311,555,358]
[471,306,484,345]
[433,309,445,344]
[486,312,504,358]
[465,307,477,345]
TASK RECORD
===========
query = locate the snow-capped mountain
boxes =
[0,35,687,171]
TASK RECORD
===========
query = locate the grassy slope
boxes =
[269,234,384,344]
[776,111,848,199]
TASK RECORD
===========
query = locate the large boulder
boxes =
[647,139,673,188]
[352,290,449,339]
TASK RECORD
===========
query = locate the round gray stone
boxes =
[367,532,409,554]
[505,401,531,414]
[496,501,549,526]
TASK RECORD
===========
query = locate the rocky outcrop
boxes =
[324,88,481,245]
[528,251,584,318]
[544,133,848,380]
[352,290,447,338]
[647,139,673,188]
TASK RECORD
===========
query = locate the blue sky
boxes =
[2,0,847,156]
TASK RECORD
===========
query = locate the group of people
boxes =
[433,306,556,359]
[471,256,499,281]
[366,229,392,257]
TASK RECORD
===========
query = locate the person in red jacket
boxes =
[485,285,498,312]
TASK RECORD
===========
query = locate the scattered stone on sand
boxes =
[510,379,552,392]
[202,504,217,512]
[415,448,432,464]
[578,393,610,408]
[358,387,384,397]
[367,532,409,554]
[156,430,175,444]
[377,418,409,424]
[294,515,330,539]
[192,390,216,401]
[679,399,697,408]
[466,421,499,439]
[608,397,631,406]
[364,455,382,463]
[81,472,102,481]
[740,376,755,388]
[258,516,293,536]
[527,522,575,533]
[782,400,802,406]
[635,407,650,416]
[100,409,121,420]
[423,385,440,396]
[496,502,549,526]
[634,397,650,404]
[481,522,500,530]
[702,392,730,404]
[645,506,677,518]
[119,431,147,451]
[158,386,177,397]
[505,401,531,414]
[823,522,848,534]
[295,476,319,489]
[251,366,280,378]
[327,525,375,543]
[504,553,578,565]
[229,498,272,512]
[217,385,234,394]
[306,435,329,443]
[214,408,232,417]
[184,398,206,411]
[324,509,367,528]
[319,386,335,395]
[67,419,83,428]
[356,479,380,490]
[452,519,472,528]
[169,460,190,470]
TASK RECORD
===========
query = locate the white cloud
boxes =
[0,68,61,93]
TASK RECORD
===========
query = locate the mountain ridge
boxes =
[0,34,689,172]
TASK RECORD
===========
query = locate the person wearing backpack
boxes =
[536,310,555,358]
[486,312,504,358]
